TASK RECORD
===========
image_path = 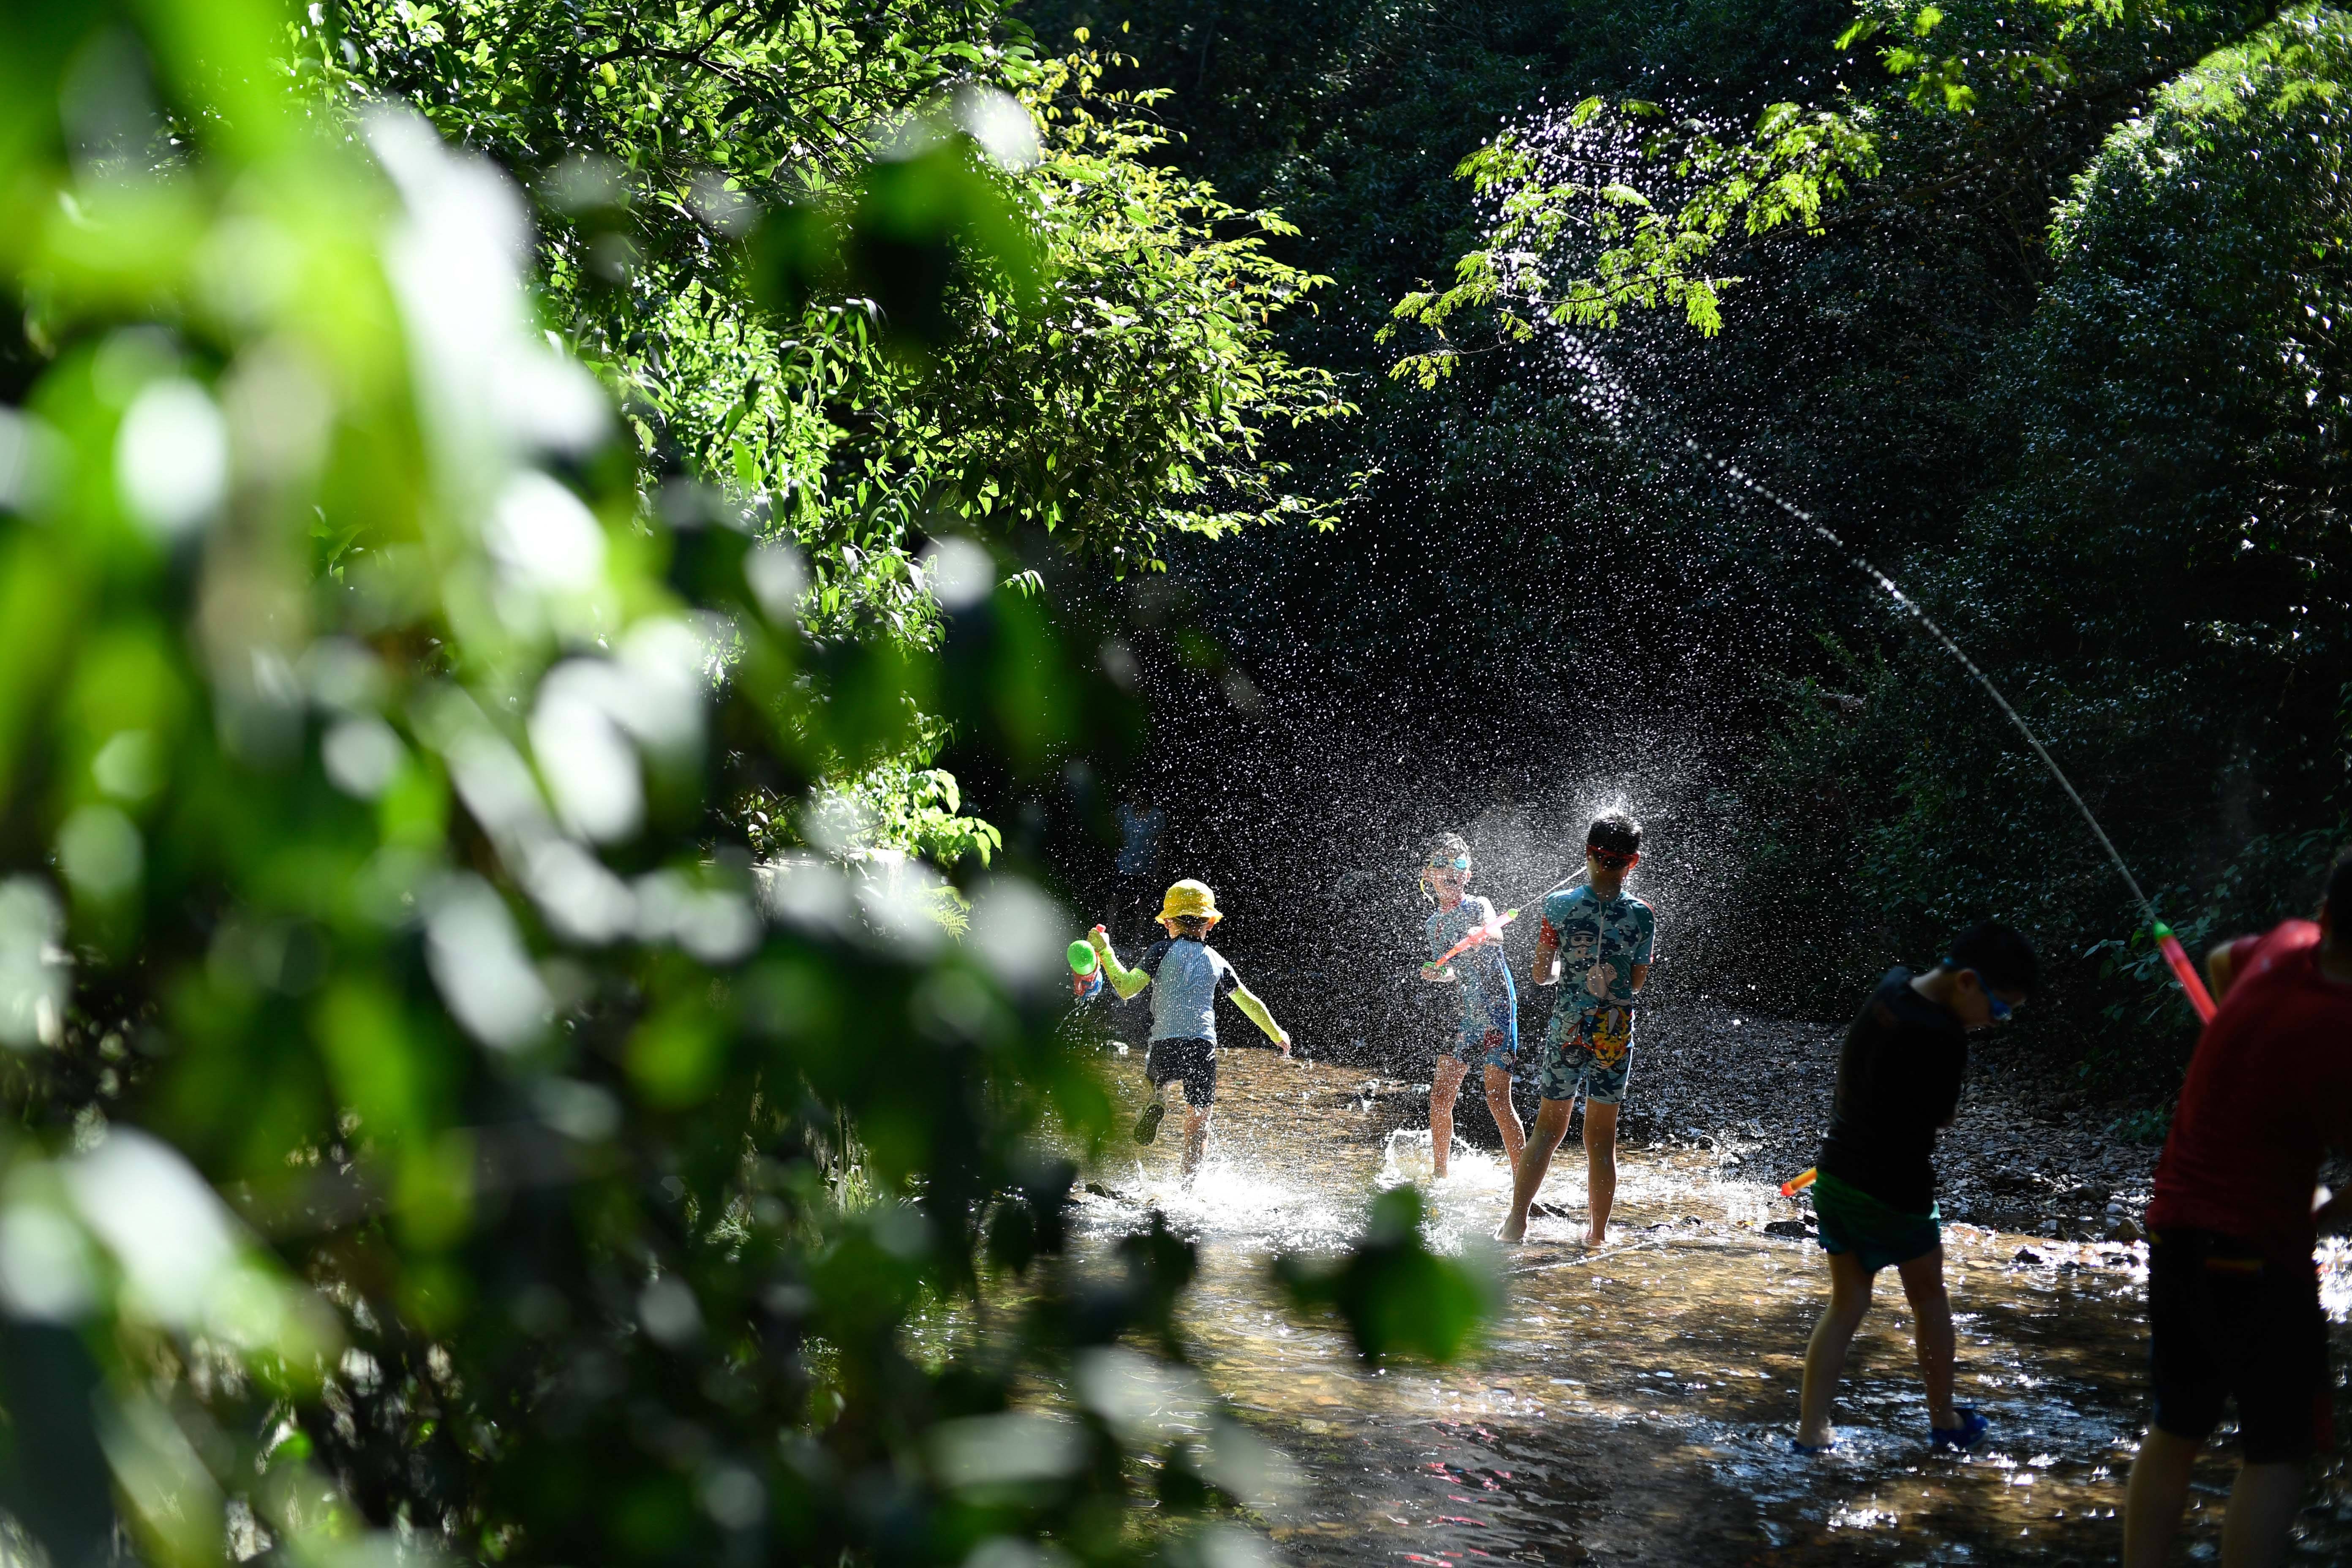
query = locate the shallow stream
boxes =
[1077,1049,2352,1564]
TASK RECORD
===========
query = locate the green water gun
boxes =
[1068,936,1103,1001]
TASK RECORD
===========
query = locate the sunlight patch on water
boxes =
[1122,1150,1362,1255]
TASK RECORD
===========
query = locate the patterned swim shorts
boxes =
[1535,1036,1634,1105]
[1455,1025,1521,1076]
[1447,985,1519,1075]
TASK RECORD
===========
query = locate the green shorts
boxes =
[1810,1169,1940,1274]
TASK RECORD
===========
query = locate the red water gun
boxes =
[1427,907,1517,972]
[2150,921,2218,1023]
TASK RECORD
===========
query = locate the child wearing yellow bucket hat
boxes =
[1088,879,1291,1181]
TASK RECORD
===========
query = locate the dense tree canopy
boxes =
[0,3,1461,1567]
[1748,6,2351,1038]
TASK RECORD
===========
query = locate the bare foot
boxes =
[1496,1217,1527,1244]
[1584,1226,1608,1248]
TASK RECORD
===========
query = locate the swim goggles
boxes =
[1585,846,1640,871]
[1426,855,1472,873]
[1946,963,2014,1022]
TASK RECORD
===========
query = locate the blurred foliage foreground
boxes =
[0,5,1485,1567]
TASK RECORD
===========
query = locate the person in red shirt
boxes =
[2123,845,2352,1568]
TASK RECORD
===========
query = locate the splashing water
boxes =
[1067,1051,2352,1564]
[1379,1127,1513,1192]
[1456,94,2164,924]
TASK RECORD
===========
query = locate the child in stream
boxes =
[1791,921,2038,1455]
[1418,834,1524,1180]
[1089,879,1292,1182]
[1499,812,1655,1247]
[2122,844,2352,1568]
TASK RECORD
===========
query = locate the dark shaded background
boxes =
[990,0,2349,1093]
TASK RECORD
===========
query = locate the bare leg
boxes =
[2123,1427,2202,1567]
[1893,1246,1957,1428]
[1499,1098,1576,1242]
[2219,1461,2307,1568]
[1483,1062,1525,1169]
[1179,1105,1211,1181]
[1582,1101,1619,1245]
[1429,1055,1470,1179]
[1796,1250,1876,1448]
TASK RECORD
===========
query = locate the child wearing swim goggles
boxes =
[1419,834,1524,1179]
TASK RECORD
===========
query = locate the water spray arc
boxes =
[1548,334,2217,1022]
[1676,441,2218,1024]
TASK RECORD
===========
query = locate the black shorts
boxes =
[1144,1037,1217,1108]
[2147,1228,2334,1463]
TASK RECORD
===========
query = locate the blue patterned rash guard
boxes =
[1539,885,1658,1064]
[1427,895,1518,1056]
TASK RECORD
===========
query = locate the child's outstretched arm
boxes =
[1227,983,1291,1054]
[1088,929,1153,1000]
[1530,920,1560,986]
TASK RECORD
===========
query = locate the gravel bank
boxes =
[1625,1003,2162,1243]
[1296,1001,2170,1244]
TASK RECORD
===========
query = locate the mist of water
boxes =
[1476,92,2161,923]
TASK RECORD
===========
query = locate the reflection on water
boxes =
[1079,1050,2352,1563]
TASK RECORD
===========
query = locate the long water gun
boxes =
[2149,921,2218,1023]
[1775,935,2215,1204]
[1429,907,1518,971]
[1068,937,1103,1002]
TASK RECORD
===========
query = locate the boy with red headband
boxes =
[2123,844,2352,1568]
[1499,812,1655,1246]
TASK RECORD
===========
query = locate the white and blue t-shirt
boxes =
[1138,938,1239,1043]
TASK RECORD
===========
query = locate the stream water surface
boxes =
[1074,1049,2352,1565]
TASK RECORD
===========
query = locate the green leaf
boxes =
[1273,1187,1501,1361]
[1835,17,1885,50]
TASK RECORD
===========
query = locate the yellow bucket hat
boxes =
[1157,879,1222,923]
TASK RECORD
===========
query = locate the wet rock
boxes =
[2012,1247,2045,1266]
[1762,1219,1810,1239]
